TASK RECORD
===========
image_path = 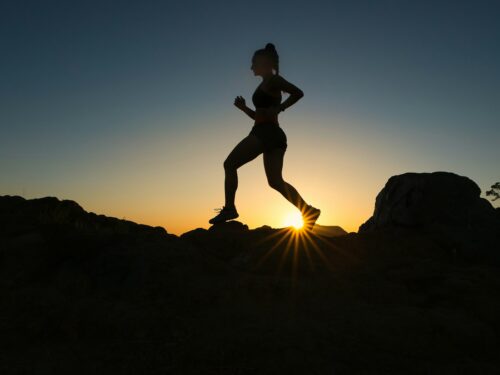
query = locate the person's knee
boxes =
[224,158,237,171]
[268,178,285,190]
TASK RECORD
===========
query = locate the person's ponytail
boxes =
[264,43,280,75]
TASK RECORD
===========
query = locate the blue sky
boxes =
[1,0,499,234]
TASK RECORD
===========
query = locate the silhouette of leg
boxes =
[223,134,264,209]
[263,147,309,213]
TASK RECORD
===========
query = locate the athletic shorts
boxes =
[249,122,287,152]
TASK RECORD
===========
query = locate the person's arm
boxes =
[241,105,255,120]
[273,75,304,113]
[234,95,255,119]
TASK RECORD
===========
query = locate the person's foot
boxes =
[302,204,321,231]
[209,205,239,224]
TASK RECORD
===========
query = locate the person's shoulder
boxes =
[269,74,284,90]
[272,73,284,83]
[271,74,289,88]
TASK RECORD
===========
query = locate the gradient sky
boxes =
[1,0,499,236]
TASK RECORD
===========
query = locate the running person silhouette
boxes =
[209,43,321,231]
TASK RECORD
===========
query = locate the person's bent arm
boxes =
[273,75,304,113]
[278,92,303,112]
[241,105,255,120]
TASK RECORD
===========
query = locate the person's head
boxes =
[251,43,280,77]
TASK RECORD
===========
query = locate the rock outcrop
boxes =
[359,171,500,263]
[0,195,175,240]
[311,224,348,237]
[1,188,500,374]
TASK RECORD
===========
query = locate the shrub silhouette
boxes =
[486,181,500,201]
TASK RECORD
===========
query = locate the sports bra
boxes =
[252,76,282,108]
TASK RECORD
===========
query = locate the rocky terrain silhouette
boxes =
[1,171,499,374]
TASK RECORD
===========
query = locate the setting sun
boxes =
[282,211,304,229]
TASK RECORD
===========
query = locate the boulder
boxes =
[358,171,500,263]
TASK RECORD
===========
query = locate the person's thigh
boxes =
[225,134,264,169]
[263,147,285,185]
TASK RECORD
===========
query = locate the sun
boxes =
[282,211,304,230]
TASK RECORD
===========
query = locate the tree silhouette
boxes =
[485,182,500,201]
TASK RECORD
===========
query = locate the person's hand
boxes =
[234,96,246,111]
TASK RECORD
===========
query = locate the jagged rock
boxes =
[179,227,207,240]
[253,224,274,232]
[359,171,498,231]
[1,192,500,373]
[208,220,249,233]
[359,171,500,263]
[312,224,348,237]
[0,195,175,240]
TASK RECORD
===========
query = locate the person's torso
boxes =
[252,75,282,125]
[252,87,282,108]
[252,74,282,108]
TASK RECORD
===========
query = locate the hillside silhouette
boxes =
[1,171,499,374]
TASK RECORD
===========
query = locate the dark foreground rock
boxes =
[1,193,499,374]
[359,171,500,264]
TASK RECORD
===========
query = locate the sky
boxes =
[1,0,499,236]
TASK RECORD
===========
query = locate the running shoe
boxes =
[209,205,239,224]
[302,204,321,231]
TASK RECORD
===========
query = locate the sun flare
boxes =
[283,211,304,230]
